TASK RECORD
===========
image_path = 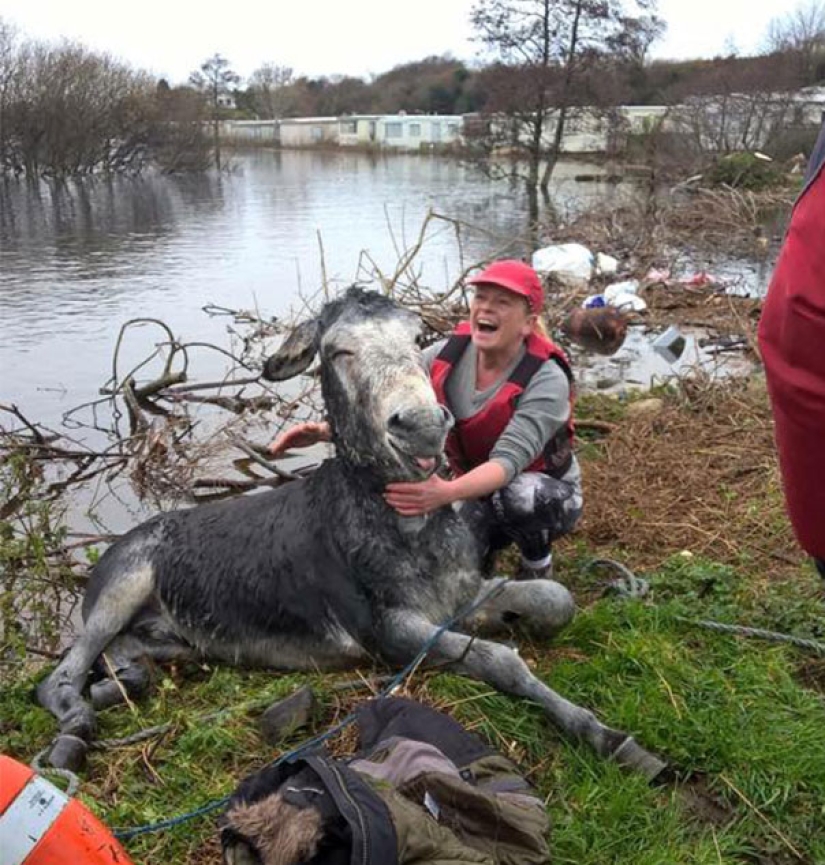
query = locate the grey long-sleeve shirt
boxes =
[423,339,582,491]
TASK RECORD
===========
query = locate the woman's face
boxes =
[470,284,535,354]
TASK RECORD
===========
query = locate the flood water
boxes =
[0,149,772,532]
[0,150,638,427]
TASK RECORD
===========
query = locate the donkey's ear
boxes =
[262,318,320,382]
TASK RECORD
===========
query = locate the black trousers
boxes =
[461,471,583,564]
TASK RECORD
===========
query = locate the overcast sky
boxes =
[1,0,797,84]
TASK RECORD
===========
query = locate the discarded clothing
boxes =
[221,696,550,865]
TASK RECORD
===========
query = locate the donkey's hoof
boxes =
[91,679,131,710]
[48,735,88,772]
[62,705,97,740]
[91,679,120,710]
[610,736,668,782]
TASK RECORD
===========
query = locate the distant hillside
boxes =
[235,50,824,119]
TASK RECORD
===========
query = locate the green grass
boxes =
[3,554,824,863]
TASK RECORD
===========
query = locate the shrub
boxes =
[706,152,784,191]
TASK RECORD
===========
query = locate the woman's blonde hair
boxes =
[532,314,549,338]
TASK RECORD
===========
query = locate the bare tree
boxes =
[152,84,212,174]
[189,53,240,169]
[667,52,804,156]
[468,0,664,217]
[764,0,825,82]
[0,18,18,173]
[0,35,161,177]
[248,63,293,118]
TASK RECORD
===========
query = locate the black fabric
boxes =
[354,697,494,769]
[222,748,397,865]
[305,754,398,865]
[544,427,574,478]
[507,473,579,537]
[436,333,472,365]
[509,352,544,389]
[816,558,825,579]
[513,531,551,562]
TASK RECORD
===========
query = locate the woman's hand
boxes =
[384,475,455,516]
[266,421,331,457]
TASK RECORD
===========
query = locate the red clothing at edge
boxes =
[758,155,825,559]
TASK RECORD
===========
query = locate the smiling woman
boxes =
[270,261,583,582]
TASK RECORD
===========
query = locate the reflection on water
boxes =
[572,325,757,395]
[0,152,640,423]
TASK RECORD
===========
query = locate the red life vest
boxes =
[758,155,825,560]
[430,322,575,479]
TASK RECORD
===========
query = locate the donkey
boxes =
[37,288,665,779]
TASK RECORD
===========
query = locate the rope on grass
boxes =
[111,579,506,841]
[586,558,825,656]
[585,558,650,599]
[679,618,825,657]
[30,748,80,797]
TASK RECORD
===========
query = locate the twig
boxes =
[231,438,301,481]
[0,403,46,444]
[718,773,805,861]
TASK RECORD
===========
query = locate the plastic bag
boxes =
[532,243,594,283]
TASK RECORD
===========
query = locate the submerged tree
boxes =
[0,24,161,178]
[190,53,240,170]
[247,63,294,118]
[468,0,664,216]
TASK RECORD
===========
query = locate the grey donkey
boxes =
[37,287,666,779]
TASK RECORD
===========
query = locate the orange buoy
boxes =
[0,754,133,865]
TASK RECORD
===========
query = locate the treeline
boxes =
[233,57,487,119]
[230,51,820,121]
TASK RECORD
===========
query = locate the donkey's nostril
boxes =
[388,406,452,435]
[388,410,408,432]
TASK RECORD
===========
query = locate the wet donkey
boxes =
[38,288,665,779]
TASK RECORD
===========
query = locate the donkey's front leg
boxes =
[460,577,576,638]
[380,611,667,781]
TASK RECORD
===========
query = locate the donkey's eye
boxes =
[329,348,355,361]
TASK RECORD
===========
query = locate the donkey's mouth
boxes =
[388,439,443,479]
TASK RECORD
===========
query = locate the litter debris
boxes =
[610,293,647,312]
[532,243,594,285]
[595,252,619,276]
[644,267,671,284]
[651,325,687,364]
[684,271,718,288]
[561,307,629,355]
[603,279,640,301]
[584,279,647,313]
[260,685,316,745]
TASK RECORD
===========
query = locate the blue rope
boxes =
[113,580,504,841]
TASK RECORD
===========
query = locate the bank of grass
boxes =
[2,377,824,863]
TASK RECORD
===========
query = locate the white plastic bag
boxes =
[595,253,619,276]
[532,243,594,284]
[603,279,640,303]
[608,292,647,312]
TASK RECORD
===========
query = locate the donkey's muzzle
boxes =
[387,404,453,455]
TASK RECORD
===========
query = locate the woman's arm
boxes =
[266,421,331,457]
[383,460,508,516]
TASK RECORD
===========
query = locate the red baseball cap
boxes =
[466,259,544,314]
